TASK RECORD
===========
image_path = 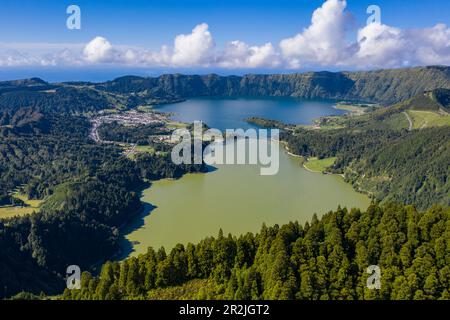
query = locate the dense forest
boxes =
[98,122,171,145]
[0,124,206,298]
[61,203,449,300]
[0,83,206,299]
[1,69,449,300]
[281,89,450,210]
[283,127,450,210]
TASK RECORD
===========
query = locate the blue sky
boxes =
[1,0,448,44]
[0,0,449,81]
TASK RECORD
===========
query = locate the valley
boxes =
[0,66,449,300]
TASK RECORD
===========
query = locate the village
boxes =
[89,109,175,157]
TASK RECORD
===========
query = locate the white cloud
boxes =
[406,24,450,65]
[279,0,353,68]
[278,0,450,69]
[1,0,449,70]
[353,22,450,68]
[0,43,84,67]
[83,36,118,63]
[171,23,215,66]
[219,41,280,68]
[79,24,216,67]
[79,23,280,68]
[355,23,406,67]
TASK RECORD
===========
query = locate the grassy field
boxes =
[303,157,337,173]
[362,112,410,131]
[407,110,450,129]
[0,192,43,219]
[334,104,368,115]
[136,105,154,113]
[14,193,43,207]
[166,120,188,130]
[0,206,38,219]
[135,145,156,154]
[126,145,157,159]
[39,182,80,212]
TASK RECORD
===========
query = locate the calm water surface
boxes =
[119,98,369,258]
[155,97,346,130]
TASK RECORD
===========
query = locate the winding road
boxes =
[403,111,413,131]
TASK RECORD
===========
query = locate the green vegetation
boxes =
[282,88,450,210]
[303,157,337,173]
[407,110,450,129]
[166,120,188,130]
[0,192,43,219]
[309,88,450,132]
[61,203,450,300]
[136,105,154,112]
[98,122,170,145]
[1,69,450,300]
[38,182,80,212]
[0,206,37,219]
[135,145,156,154]
[333,104,371,115]
[13,192,43,208]
[312,104,411,131]
[401,89,450,112]
[0,80,207,299]
[284,125,449,210]
[95,66,450,105]
[245,117,290,129]
[145,279,214,300]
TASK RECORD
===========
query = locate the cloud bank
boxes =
[1,0,449,70]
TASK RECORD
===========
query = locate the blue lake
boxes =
[156,97,345,130]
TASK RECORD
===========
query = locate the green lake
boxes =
[120,140,370,258]
[119,98,371,258]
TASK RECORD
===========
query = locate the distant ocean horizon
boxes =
[0,67,162,83]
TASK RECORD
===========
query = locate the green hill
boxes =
[283,88,450,209]
[314,88,450,131]
[400,88,450,112]
[61,203,450,300]
[2,66,449,115]
[94,66,450,105]
[1,68,450,300]
[368,90,450,130]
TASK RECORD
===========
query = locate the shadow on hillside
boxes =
[116,166,216,260]
[117,201,158,260]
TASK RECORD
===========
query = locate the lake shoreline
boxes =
[116,98,369,257]
[118,139,369,256]
[280,140,345,178]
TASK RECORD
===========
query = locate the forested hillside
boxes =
[61,203,450,300]
[1,68,449,300]
[95,66,450,105]
[0,130,206,299]
[0,121,206,299]
[97,122,171,145]
[283,127,450,210]
[281,88,450,210]
[0,81,206,299]
[0,86,122,115]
